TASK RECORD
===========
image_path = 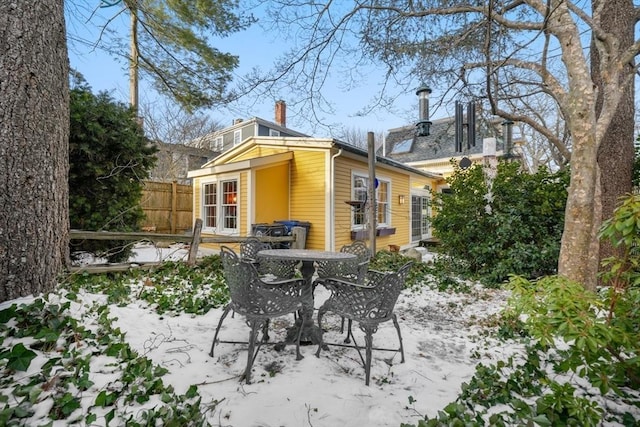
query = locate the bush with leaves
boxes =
[69,72,157,262]
[403,194,640,427]
[431,160,568,285]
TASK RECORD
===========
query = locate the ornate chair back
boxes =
[316,261,413,385]
[240,237,271,262]
[240,237,297,279]
[339,240,371,282]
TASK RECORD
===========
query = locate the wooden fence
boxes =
[140,181,193,235]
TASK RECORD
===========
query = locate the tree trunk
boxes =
[0,1,69,302]
[592,0,635,286]
[553,4,601,289]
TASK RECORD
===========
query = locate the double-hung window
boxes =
[202,178,239,233]
[351,174,390,228]
[213,136,223,151]
[203,183,217,229]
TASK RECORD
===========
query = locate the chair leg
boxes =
[392,313,405,363]
[210,305,232,357]
[315,307,326,358]
[364,328,373,386]
[343,319,353,344]
[349,329,366,368]
[242,319,262,384]
[294,316,303,361]
[262,319,270,342]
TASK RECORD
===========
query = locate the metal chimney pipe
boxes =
[415,85,432,137]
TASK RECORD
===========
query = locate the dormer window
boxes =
[233,130,241,146]
[269,129,280,136]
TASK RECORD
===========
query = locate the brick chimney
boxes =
[275,100,286,127]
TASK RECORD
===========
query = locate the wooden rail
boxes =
[68,219,298,274]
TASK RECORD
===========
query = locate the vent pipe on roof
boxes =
[502,119,514,160]
[415,85,432,137]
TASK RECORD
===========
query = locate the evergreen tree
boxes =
[69,72,157,262]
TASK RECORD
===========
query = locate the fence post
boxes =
[291,226,307,249]
[187,218,203,266]
[171,181,178,235]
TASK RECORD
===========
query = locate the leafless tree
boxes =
[242,0,639,290]
[336,127,385,151]
[140,97,223,145]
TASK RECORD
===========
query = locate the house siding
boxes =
[333,156,434,250]
[289,150,327,250]
[255,163,289,224]
[189,137,441,254]
[333,157,356,250]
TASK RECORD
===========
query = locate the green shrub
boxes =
[69,72,157,262]
[404,193,640,427]
[431,161,568,284]
[62,256,228,315]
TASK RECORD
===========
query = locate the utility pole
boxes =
[129,2,139,115]
[367,132,376,256]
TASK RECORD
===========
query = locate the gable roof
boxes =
[333,140,443,180]
[189,136,443,181]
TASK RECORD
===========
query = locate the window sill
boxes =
[350,227,396,240]
[376,227,396,237]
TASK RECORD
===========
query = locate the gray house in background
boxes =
[188,100,309,152]
[149,101,308,185]
[150,142,218,185]
[383,115,507,180]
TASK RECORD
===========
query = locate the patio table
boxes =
[257,249,357,345]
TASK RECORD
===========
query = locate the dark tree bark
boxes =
[0,1,70,302]
[592,0,636,283]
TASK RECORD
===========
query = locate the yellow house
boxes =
[187,136,444,252]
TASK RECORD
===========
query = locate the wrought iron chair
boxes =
[239,237,270,263]
[340,240,371,282]
[210,246,306,384]
[315,241,371,338]
[315,262,413,386]
[315,241,370,285]
[240,237,298,279]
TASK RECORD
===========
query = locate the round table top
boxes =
[257,249,357,262]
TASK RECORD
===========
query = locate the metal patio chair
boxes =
[315,241,372,339]
[315,241,370,285]
[315,262,413,386]
[240,237,298,279]
[210,246,306,384]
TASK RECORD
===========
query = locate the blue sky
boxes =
[65,3,429,139]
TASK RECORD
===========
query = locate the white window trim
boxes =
[411,189,432,241]
[201,175,240,235]
[269,129,280,136]
[350,172,391,229]
[233,130,241,146]
[202,181,218,231]
[219,179,239,234]
[213,136,223,151]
